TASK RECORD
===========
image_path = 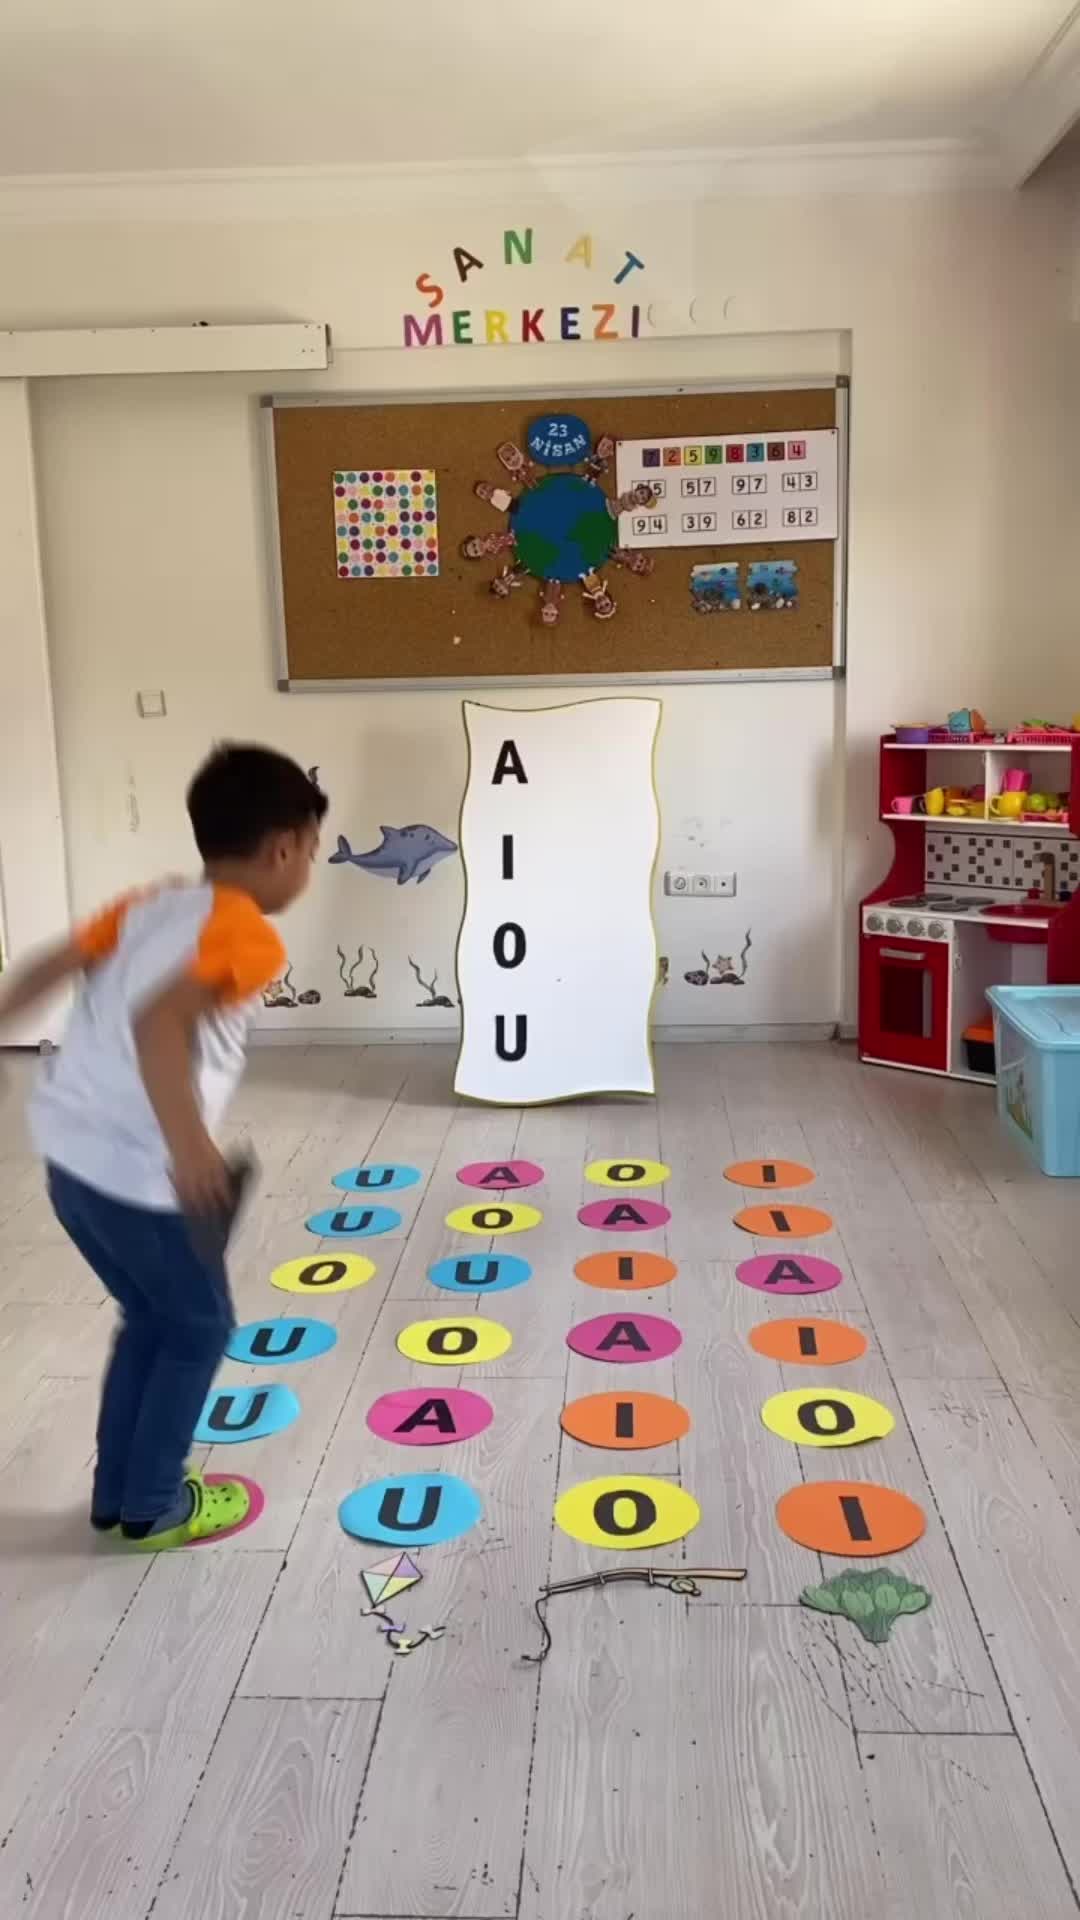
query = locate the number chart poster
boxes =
[614,429,838,550]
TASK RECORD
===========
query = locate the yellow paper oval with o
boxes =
[271,1253,376,1295]
[760,1387,895,1448]
[444,1202,542,1237]
[397,1316,512,1366]
[554,1475,700,1550]
[584,1158,671,1191]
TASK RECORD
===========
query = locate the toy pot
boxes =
[1002,769,1032,793]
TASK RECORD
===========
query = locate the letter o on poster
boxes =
[584,1158,671,1190]
[566,1313,682,1363]
[306,1205,401,1239]
[555,1476,700,1549]
[723,1158,815,1190]
[561,1391,691,1450]
[366,1387,494,1446]
[748,1318,867,1366]
[776,1481,926,1558]
[396,1316,512,1365]
[428,1253,532,1296]
[761,1388,895,1448]
[193,1382,301,1445]
[733,1204,833,1238]
[736,1253,843,1296]
[226,1317,338,1366]
[574,1250,677,1292]
[271,1254,377,1295]
[332,1163,421,1194]
[456,1159,544,1191]
[445,1202,542,1236]
[577,1199,671,1233]
[339,1473,482,1548]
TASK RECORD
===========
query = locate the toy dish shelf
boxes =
[878,738,1079,833]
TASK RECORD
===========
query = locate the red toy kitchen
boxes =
[859,727,1080,1082]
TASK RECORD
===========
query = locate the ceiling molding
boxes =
[0,139,1005,226]
[998,1,1080,185]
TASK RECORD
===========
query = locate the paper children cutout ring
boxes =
[332,1163,421,1194]
[306,1204,401,1239]
[226,1317,338,1365]
[566,1313,682,1363]
[555,1476,700,1549]
[194,1382,300,1445]
[577,1199,671,1233]
[575,1251,677,1292]
[724,1158,815,1189]
[456,1159,544,1190]
[733,1204,833,1238]
[584,1158,671,1190]
[366,1388,494,1446]
[761,1388,895,1448]
[776,1481,926,1557]
[560,1391,691,1450]
[736,1254,842,1295]
[427,1253,532,1296]
[445,1202,542,1236]
[397,1316,512,1365]
[339,1472,482,1547]
[271,1253,377,1295]
[748,1318,867,1365]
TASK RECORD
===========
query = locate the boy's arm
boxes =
[133,977,232,1214]
[0,936,88,1027]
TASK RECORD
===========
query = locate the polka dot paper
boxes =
[333,469,440,580]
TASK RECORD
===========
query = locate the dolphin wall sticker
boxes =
[328,824,458,886]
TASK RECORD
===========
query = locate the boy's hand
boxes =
[171,1133,233,1216]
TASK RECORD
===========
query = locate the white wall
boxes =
[1,176,1075,1036]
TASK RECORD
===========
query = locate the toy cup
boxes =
[891,796,918,814]
[1002,769,1032,793]
[924,787,945,816]
[989,792,1024,819]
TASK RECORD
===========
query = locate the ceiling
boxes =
[0,0,1077,185]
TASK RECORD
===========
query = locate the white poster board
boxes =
[615,427,838,550]
[454,700,661,1104]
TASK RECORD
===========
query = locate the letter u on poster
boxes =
[454,700,661,1103]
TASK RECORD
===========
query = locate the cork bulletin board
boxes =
[266,382,847,688]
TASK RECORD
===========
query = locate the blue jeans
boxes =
[47,1164,234,1524]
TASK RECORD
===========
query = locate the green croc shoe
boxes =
[124,1475,250,1552]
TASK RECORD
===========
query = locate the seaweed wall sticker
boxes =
[337,944,379,999]
[408,957,457,1009]
[261,964,321,1009]
[684,932,752,988]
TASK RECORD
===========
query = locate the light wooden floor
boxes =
[3,1041,1080,1919]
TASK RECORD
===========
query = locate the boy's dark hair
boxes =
[187,744,327,859]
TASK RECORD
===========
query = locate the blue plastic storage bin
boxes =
[987,986,1080,1177]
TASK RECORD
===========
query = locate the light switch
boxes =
[137,690,167,717]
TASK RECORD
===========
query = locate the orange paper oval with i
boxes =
[734,1204,833,1238]
[776,1480,925,1557]
[724,1159,815,1190]
[574,1251,677,1292]
[748,1318,867,1366]
[561,1391,691,1450]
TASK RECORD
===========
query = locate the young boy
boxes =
[0,744,326,1548]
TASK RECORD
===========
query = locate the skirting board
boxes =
[250,1022,838,1048]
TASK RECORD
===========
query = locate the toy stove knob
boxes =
[866,912,883,932]
[906,917,925,936]
[927,920,946,940]
[885,916,903,934]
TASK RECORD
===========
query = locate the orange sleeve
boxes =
[74,895,135,962]
[190,888,286,1005]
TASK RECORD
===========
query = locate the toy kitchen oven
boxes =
[859,731,1080,1082]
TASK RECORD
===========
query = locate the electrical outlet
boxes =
[664,870,737,898]
[664,869,691,896]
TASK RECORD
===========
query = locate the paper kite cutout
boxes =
[360,1552,422,1612]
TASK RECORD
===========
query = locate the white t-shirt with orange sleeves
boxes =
[30,882,285,1209]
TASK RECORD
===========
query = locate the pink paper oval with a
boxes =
[736,1253,843,1295]
[567,1312,682,1363]
[578,1198,671,1233]
[365,1386,494,1445]
[457,1159,544,1191]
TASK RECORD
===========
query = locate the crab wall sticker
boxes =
[462,413,656,625]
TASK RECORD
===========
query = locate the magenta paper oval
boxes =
[736,1253,843,1296]
[567,1313,682,1363]
[578,1199,671,1233]
[365,1387,494,1446]
[457,1159,545,1191]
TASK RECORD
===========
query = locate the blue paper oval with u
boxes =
[331,1163,421,1195]
[428,1253,532,1296]
[194,1381,301,1444]
[338,1472,482,1547]
[306,1204,401,1239]
[226,1317,338,1366]
[526,412,591,466]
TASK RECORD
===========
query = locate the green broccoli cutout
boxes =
[800,1568,931,1644]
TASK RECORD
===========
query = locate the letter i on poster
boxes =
[454,700,662,1103]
